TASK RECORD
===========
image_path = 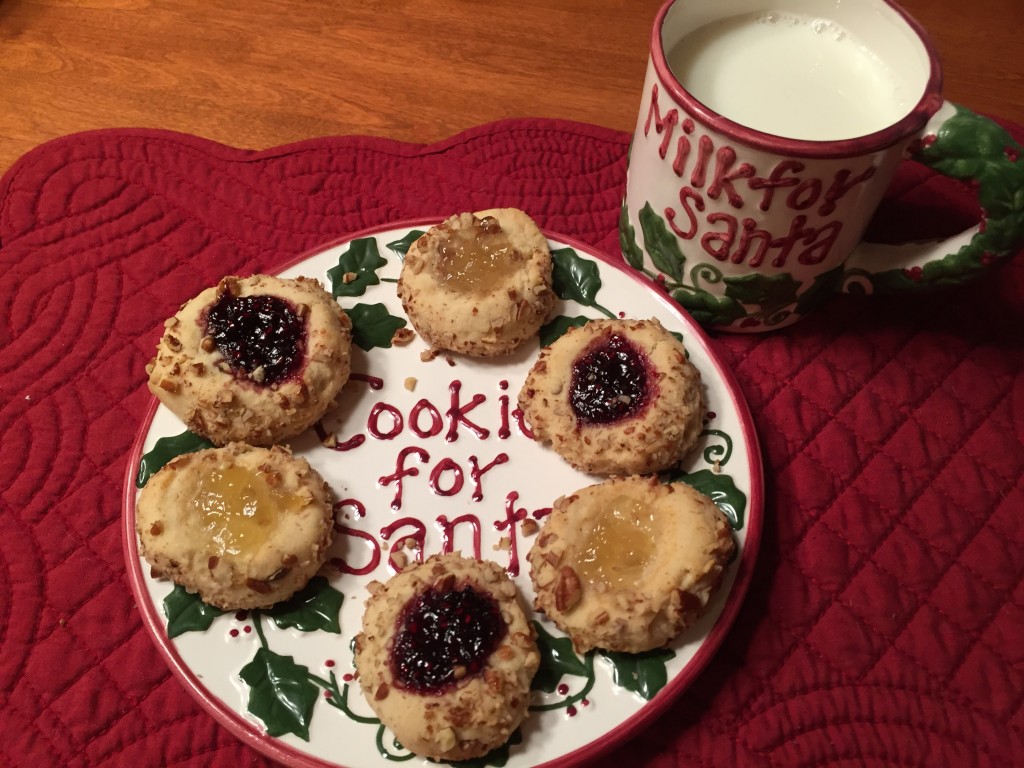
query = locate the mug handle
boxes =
[841,103,1024,293]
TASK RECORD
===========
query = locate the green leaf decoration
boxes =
[531,621,589,693]
[269,576,343,633]
[551,247,603,306]
[638,202,685,281]
[723,272,800,317]
[163,584,224,638]
[240,647,319,740]
[794,264,845,315]
[346,303,407,351]
[869,105,1024,291]
[136,431,213,488]
[327,238,388,298]
[449,729,523,767]
[539,315,591,348]
[672,468,747,530]
[600,647,675,700]
[385,229,426,258]
[670,288,745,328]
[618,200,646,270]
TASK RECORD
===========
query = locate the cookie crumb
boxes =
[392,327,416,346]
[404,377,417,391]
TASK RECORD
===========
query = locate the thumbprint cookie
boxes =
[527,475,734,653]
[354,553,540,761]
[518,317,703,475]
[397,208,555,356]
[146,274,352,446]
[136,442,335,610]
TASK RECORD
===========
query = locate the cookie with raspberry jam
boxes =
[354,553,540,761]
[528,475,734,653]
[146,274,352,446]
[518,317,703,475]
[397,208,555,356]
[136,442,334,610]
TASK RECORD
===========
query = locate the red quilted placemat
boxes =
[1,119,1021,767]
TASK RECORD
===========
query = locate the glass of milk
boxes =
[621,0,1024,332]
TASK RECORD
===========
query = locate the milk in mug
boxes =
[666,11,916,141]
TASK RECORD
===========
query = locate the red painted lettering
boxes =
[368,402,403,440]
[667,188,704,239]
[469,452,510,501]
[379,446,429,510]
[446,381,489,441]
[410,398,443,438]
[751,160,804,211]
[429,458,465,497]
[818,166,876,216]
[707,147,754,208]
[643,83,679,159]
[701,212,737,261]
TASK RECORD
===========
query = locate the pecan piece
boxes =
[555,566,583,613]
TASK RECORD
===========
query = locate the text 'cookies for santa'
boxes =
[397,209,555,356]
[146,274,352,446]
[527,475,734,654]
[518,317,704,475]
[354,553,539,761]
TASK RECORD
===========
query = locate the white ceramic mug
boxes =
[621,0,1024,331]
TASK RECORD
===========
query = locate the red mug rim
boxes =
[650,0,945,158]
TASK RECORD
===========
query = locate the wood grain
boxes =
[1,0,1021,176]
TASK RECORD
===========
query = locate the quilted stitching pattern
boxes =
[1,119,1021,767]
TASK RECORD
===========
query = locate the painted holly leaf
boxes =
[136,431,213,488]
[671,288,745,328]
[163,584,224,639]
[345,303,407,351]
[449,729,523,767]
[268,576,343,633]
[539,315,591,348]
[672,468,747,530]
[327,238,388,298]
[795,264,845,315]
[723,272,801,317]
[639,202,685,281]
[531,621,589,693]
[240,647,319,740]
[600,647,675,701]
[619,200,645,269]
[386,229,426,258]
[552,248,603,306]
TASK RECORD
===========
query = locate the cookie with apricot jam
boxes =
[397,208,555,357]
[136,442,334,610]
[527,475,734,653]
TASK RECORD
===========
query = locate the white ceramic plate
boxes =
[123,221,764,768]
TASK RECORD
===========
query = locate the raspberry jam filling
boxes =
[569,332,652,425]
[205,294,305,385]
[390,582,506,694]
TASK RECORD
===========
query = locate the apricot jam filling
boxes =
[390,583,506,694]
[576,494,657,587]
[434,216,523,294]
[569,332,652,425]
[193,464,301,558]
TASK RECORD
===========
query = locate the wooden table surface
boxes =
[2,0,1021,185]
